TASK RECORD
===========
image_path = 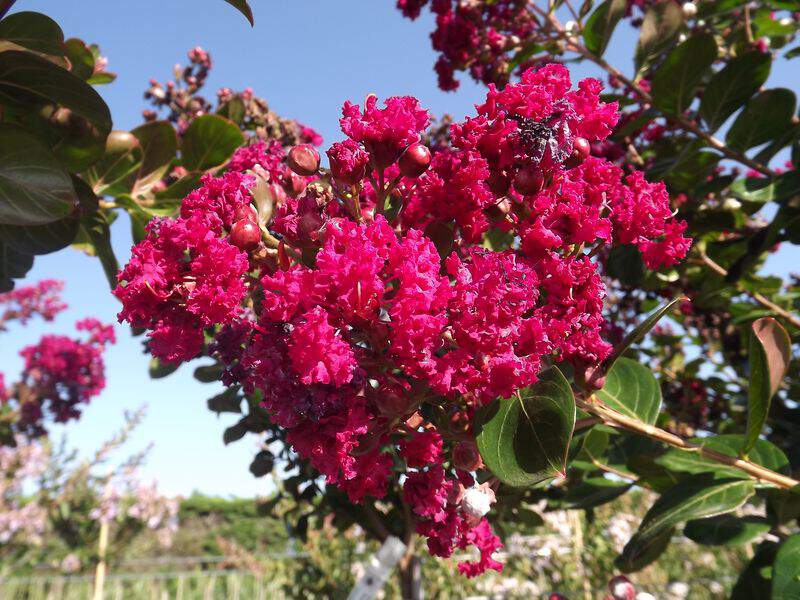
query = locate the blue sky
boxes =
[2,1,798,497]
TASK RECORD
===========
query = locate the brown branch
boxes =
[578,397,800,489]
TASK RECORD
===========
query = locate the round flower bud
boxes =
[548,595,568,600]
[287,144,320,177]
[609,575,635,600]
[230,219,261,250]
[512,165,545,195]
[398,143,432,178]
[461,486,495,520]
[487,170,511,196]
[682,2,697,18]
[233,204,257,223]
[565,137,591,169]
[452,441,483,471]
[283,171,308,198]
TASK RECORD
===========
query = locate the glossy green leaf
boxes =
[0,11,64,55]
[616,526,674,573]
[63,37,95,80]
[620,475,755,568]
[83,130,143,196]
[606,296,685,366]
[684,514,771,546]
[0,240,33,291]
[583,0,626,57]
[634,1,684,71]
[596,357,662,424]
[726,89,797,152]
[773,535,800,599]
[72,207,118,290]
[606,244,645,286]
[744,317,792,455]
[0,50,111,136]
[700,51,772,132]
[0,125,76,225]
[129,121,178,196]
[475,367,576,487]
[651,33,717,114]
[223,0,254,26]
[0,214,77,254]
[729,171,800,204]
[181,114,245,172]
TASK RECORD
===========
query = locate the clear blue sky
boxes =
[2,1,797,497]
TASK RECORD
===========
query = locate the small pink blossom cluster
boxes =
[0,436,49,544]
[0,279,66,330]
[16,318,115,436]
[115,65,689,576]
[396,0,539,91]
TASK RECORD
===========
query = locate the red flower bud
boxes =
[512,165,545,195]
[487,170,511,196]
[287,144,320,177]
[452,441,483,471]
[283,171,307,198]
[564,137,591,169]
[230,219,261,251]
[398,143,432,178]
[233,204,257,223]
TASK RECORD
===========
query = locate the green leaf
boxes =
[773,535,800,599]
[0,214,77,254]
[475,367,576,487]
[129,121,178,196]
[148,357,180,379]
[249,450,274,477]
[616,526,674,572]
[729,171,800,204]
[507,41,544,73]
[651,33,717,114]
[726,89,797,152]
[181,114,245,172]
[582,0,626,57]
[0,11,64,55]
[700,51,772,132]
[620,475,755,569]
[0,124,76,225]
[634,1,684,71]
[0,240,33,291]
[606,244,645,286]
[606,296,685,366]
[558,477,632,510]
[207,388,242,414]
[743,317,792,455]
[0,50,111,137]
[194,363,223,383]
[223,0,254,26]
[596,357,662,424]
[63,38,95,80]
[83,130,143,196]
[223,419,248,445]
[732,541,778,600]
[684,514,771,546]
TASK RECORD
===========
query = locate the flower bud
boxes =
[548,594,568,600]
[230,219,261,250]
[487,170,511,196]
[233,204,257,223]
[682,2,697,18]
[287,144,320,177]
[512,165,545,195]
[461,485,495,520]
[452,441,483,471]
[398,143,432,178]
[564,137,591,169]
[609,575,635,600]
[283,171,307,198]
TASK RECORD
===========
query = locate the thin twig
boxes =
[578,397,800,489]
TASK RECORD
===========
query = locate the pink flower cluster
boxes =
[0,279,66,330]
[115,65,690,576]
[17,319,115,436]
[396,0,538,91]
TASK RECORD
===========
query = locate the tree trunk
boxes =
[397,554,423,600]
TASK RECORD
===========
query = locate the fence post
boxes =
[92,519,110,600]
